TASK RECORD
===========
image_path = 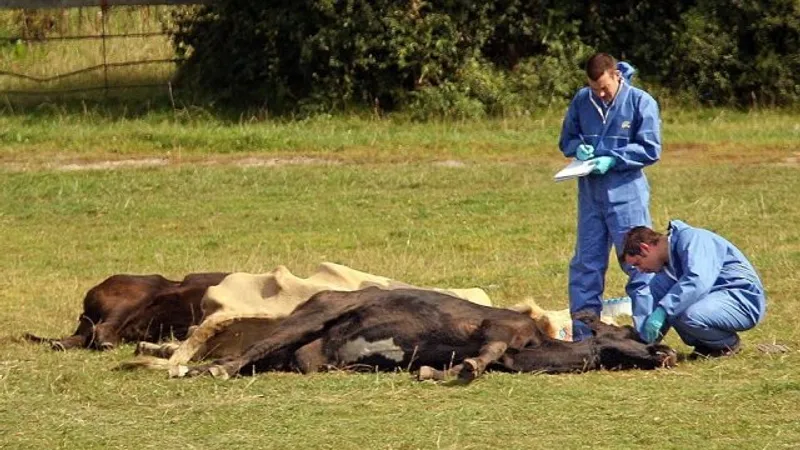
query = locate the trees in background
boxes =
[170,0,800,115]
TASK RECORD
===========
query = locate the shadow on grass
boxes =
[1,85,268,123]
[0,85,384,124]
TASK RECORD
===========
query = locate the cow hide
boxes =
[123,262,492,371]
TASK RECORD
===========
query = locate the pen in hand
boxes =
[576,133,595,162]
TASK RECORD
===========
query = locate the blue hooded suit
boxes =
[558,62,661,323]
[647,220,766,348]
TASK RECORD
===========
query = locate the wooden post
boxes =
[100,0,108,96]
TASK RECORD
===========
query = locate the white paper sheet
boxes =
[554,159,596,182]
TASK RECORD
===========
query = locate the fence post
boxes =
[0,1,198,98]
[101,0,109,96]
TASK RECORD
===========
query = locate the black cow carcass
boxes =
[181,287,676,382]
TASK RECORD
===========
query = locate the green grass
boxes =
[1,107,798,165]
[2,111,800,449]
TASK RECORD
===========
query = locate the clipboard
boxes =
[554,159,595,182]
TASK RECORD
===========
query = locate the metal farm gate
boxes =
[0,0,207,98]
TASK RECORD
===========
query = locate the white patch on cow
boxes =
[339,337,404,363]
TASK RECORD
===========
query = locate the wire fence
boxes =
[0,2,203,99]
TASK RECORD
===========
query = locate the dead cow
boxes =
[182,287,676,382]
[25,272,228,351]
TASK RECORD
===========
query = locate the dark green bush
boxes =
[665,0,800,106]
[566,1,689,82]
[408,40,590,121]
[170,0,800,114]
[172,0,495,114]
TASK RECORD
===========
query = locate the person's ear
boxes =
[639,243,651,256]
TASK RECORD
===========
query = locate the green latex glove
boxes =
[642,307,668,343]
[591,156,616,174]
[576,144,595,161]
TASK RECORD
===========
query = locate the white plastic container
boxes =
[601,296,632,318]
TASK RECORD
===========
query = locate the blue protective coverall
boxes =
[558,62,662,320]
[645,220,766,348]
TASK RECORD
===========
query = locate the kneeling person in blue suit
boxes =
[620,220,766,357]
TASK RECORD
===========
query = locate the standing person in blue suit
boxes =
[558,52,662,339]
[621,221,766,357]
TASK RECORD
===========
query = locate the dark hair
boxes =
[620,226,663,263]
[585,53,617,81]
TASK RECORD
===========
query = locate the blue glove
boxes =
[591,156,616,174]
[641,307,668,343]
[576,144,595,161]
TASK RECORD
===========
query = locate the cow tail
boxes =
[22,333,55,343]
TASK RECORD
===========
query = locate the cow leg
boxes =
[52,335,88,351]
[184,355,243,380]
[293,338,327,374]
[500,341,600,373]
[417,341,508,382]
[62,314,99,350]
[500,338,676,374]
[92,322,121,350]
[420,317,536,383]
[417,362,473,382]
[184,334,316,379]
[184,291,363,379]
[230,340,326,375]
[595,338,677,370]
[23,333,86,351]
[458,341,508,382]
[23,312,96,350]
[456,317,541,382]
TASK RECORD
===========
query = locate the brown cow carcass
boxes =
[25,272,228,350]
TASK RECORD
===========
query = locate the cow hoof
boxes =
[168,365,190,378]
[136,342,178,358]
[418,366,443,382]
[659,350,678,368]
[417,366,433,381]
[207,365,231,380]
[135,342,156,356]
[184,364,232,379]
[98,342,115,351]
[50,341,66,352]
[457,359,479,383]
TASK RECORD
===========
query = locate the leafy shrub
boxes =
[665,0,800,106]
[170,0,800,113]
[171,0,494,114]
[408,79,488,121]
[408,37,591,120]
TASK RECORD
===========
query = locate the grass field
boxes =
[1,109,800,449]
